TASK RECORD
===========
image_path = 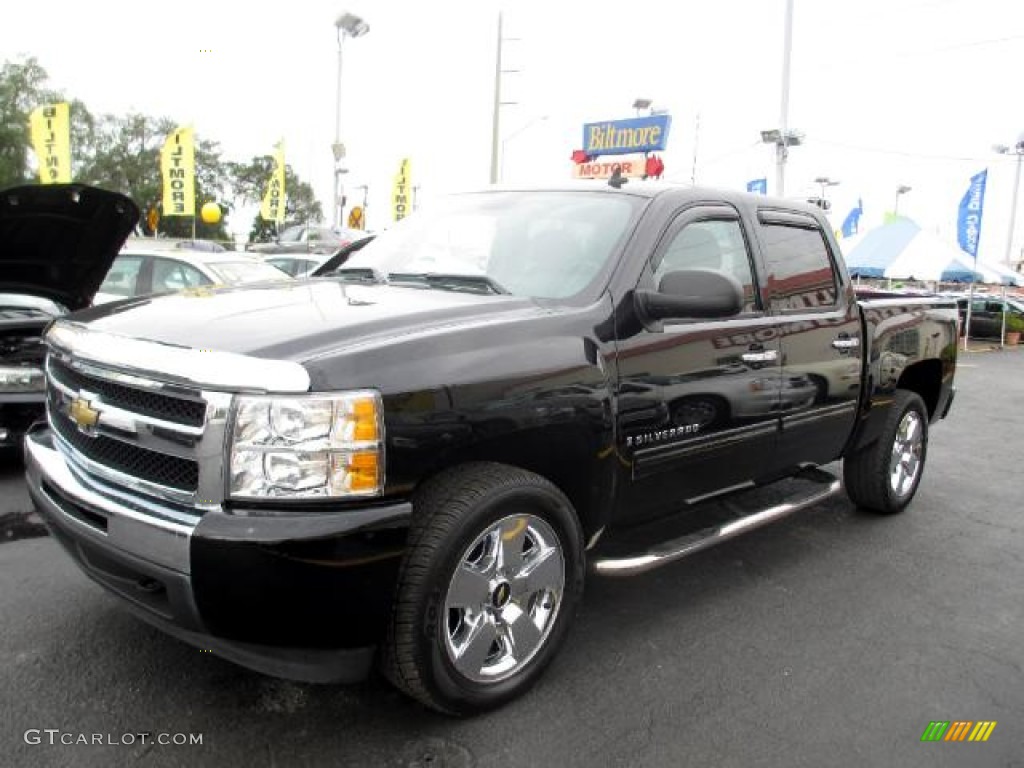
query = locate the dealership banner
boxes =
[160,126,195,217]
[28,103,71,184]
[392,158,411,222]
[582,114,671,157]
[572,156,648,180]
[957,169,987,259]
[260,140,286,224]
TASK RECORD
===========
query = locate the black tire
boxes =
[382,461,585,715]
[808,375,829,405]
[844,390,929,514]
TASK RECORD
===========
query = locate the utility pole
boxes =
[488,11,519,184]
[489,12,504,184]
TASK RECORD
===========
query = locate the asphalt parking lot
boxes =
[1,349,1022,768]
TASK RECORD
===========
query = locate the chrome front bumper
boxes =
[24,424,197,574]
[24,425,404,683]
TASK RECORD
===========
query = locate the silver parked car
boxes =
[94,247,291,304]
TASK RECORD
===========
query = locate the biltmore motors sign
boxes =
[582,114,672,157]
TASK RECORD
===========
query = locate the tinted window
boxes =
[654,219,758,312]
[761,224,838,311]
[99,255,144,297]
[151,259,209,292]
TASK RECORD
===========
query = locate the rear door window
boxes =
[760,222,839,312]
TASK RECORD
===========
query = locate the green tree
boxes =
[0,56,65,187]
[76,114,234,242]
[227,156,323,242]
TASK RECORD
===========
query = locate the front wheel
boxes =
[382,462,585,715]
[844,390,929,514]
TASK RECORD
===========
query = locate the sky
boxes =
[2,0,1023,266]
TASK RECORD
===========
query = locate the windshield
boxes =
[278,226,304,243]
[341,191,641,300]
[208,261,291,283]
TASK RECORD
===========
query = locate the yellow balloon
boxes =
[200,202,222,224]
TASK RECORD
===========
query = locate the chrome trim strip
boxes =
[25,430,196,573]
[50,428,209,508]
[46,320,311,394]
[69,358,207,400]
[593,473,842,576]
[632,423,778,476]
[57,436,219,518]
[47,368,206,438]
[781,402,858,429]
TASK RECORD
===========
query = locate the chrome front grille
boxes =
[44,350,234,509]
[49,405,200,492]
[49,357,207,427]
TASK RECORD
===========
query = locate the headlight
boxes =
[0,366,45,393]
[229,391,383,499]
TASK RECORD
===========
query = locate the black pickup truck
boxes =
[19,183,958,715]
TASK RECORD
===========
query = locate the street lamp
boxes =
[632,97,653,117]
[760,129,804,195]
[332,11,369,229]
[894,184,912,215]
[994,133,1024,269]
[500,115,548,183]
[814,176,840,203]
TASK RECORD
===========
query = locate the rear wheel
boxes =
[382,462,585,715]
[844,390,928,514]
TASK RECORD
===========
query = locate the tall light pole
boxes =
[333,11,369,229]
[814,176,839,206]
[776,0,794,196]
[994,134,1024,269]
[894,184,912,216]
[500,115,548,183]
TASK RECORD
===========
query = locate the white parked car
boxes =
[94,247,291,304]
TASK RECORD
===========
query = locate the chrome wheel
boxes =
[673,398,722,429]
[443,513,565,684]
[889,410,924,499]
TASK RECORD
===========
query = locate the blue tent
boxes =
[843,218,1022,285]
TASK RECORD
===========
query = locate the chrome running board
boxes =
[592,467,842,576]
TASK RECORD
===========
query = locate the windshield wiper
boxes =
[330,267,386,284]
[387,272,511,295]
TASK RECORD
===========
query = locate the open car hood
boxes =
[0,184,139,311]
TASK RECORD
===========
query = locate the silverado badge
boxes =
[69,397,100,431]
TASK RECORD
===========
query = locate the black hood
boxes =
[0,184,139,311]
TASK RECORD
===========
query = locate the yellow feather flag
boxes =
[260,141,286,224]
[392,158,412,221]
[160,126,196,217]
[28,103,71,184]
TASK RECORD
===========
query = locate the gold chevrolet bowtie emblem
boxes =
[69,397,100,429]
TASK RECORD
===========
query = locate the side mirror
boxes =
[635,269,744,324]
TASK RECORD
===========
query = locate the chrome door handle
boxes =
[741,350,778,363]
[831,337,860,350]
